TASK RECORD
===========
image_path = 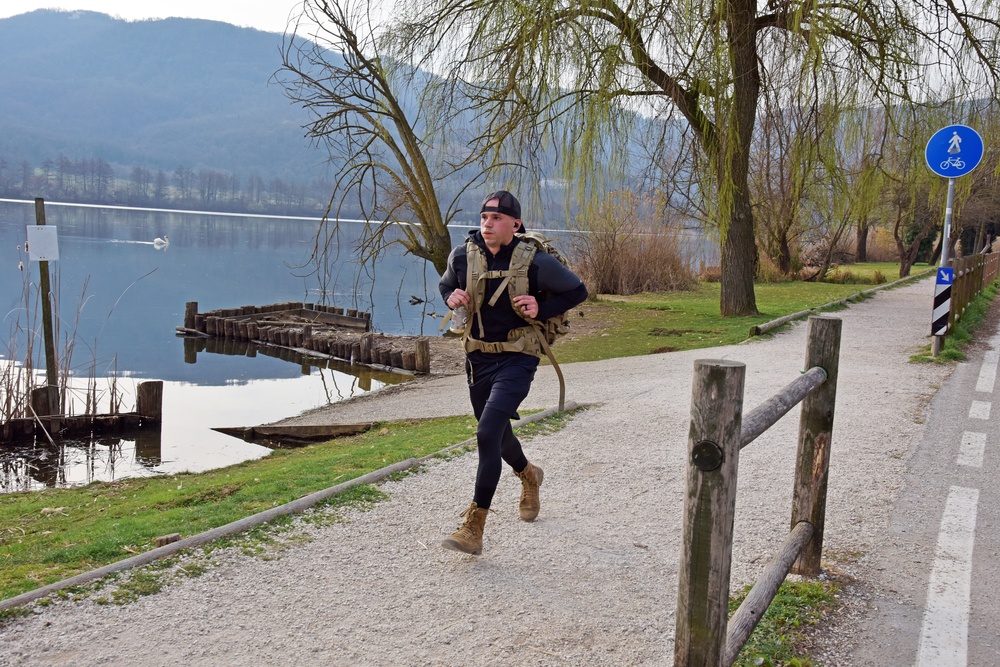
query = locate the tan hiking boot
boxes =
[441,502,489,555]
[515,462,544,522]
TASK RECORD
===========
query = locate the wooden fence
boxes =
[674,316,841,667]
[948,252,1000,330]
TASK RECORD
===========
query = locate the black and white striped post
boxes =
[931,266,954,357]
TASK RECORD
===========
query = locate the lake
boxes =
[1,199,717,493]
[0,199,455,493]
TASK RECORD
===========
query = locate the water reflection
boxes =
[2,429,162,493]
[0,356,409,493]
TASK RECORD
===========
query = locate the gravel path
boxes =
[0,278,952,666]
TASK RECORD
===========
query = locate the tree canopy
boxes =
[388,0,1000,314]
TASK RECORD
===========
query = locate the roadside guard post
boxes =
[925,125,984,357]
[931,267,954,339]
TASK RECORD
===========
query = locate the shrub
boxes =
[756,254,797,284]
[699,265,722,283]
[862,228,899,263]
[570,191,697,295]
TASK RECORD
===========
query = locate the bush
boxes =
[756,254,798,284]
[824,267,888,285]
[863,228,899,263]
[699,265,722,283]
[570,191,697,295]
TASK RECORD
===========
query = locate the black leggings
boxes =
[467,353,539,509]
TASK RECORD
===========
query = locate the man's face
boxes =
[480,198,521,253]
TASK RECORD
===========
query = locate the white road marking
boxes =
[957,432,986,468]
[915,486,979,667]
[968,400,991,420]
[975,350,999,393]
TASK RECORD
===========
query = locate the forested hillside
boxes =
[0,10,336,215]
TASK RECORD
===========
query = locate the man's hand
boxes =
[447,289,470,309]
[513,295,539,319]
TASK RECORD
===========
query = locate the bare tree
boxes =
[280,0,495,276]
[391,0,1000,315]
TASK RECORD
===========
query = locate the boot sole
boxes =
[440,538,481,555]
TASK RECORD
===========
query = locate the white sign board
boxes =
[26,225,59,261]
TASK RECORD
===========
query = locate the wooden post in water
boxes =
[414,338,430,374]
[790,316,841,576]
[184,302,198,329]
[136,381,163,423]
[33,199,60,415]
[675,359,745,667]
[360,333,373,363]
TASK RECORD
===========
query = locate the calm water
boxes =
[0,199,456,493]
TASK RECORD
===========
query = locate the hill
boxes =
[0,10,332,199]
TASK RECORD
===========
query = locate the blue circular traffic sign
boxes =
[926,125,984,178]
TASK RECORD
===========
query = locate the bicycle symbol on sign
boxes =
[940,156,966,170]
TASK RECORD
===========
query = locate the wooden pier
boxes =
[176,302,432,374]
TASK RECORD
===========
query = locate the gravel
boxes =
[0,278,951,666]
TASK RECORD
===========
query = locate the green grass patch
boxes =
[729,579,841,667]
[0,415,484,601]
[0,410,582,603]
[554,267,932,363]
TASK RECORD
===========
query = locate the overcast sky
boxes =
[0,1,303,34]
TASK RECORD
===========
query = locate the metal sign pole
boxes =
[940,177,956,267]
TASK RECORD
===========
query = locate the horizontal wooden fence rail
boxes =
[950,252,1000,330]
[674,316,842,667]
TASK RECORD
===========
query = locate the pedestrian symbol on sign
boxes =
[948,132,962,154]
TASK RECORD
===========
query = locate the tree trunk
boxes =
[719,0,761,317]
[720,197,759,316]
[856,220,869,262]
[778,231,792,275]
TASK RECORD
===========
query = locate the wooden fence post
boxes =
[790,316,842,576]
[675,359,745,667]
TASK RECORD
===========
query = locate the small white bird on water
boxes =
[153,235,169,246]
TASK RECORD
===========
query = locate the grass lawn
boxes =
[555,263,934,363]
[0,261,960,618]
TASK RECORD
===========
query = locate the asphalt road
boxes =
[849,314,1000,666]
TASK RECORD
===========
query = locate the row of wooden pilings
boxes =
[0,381,163,444]
[180,302,431,374]
[675,316,841,667]
[299,332,431,374]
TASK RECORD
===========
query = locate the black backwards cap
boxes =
[481,190,525,231]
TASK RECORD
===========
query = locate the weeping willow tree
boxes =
[279,0,493,278]
[750,76,828,277]
[389,0,1000,316]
